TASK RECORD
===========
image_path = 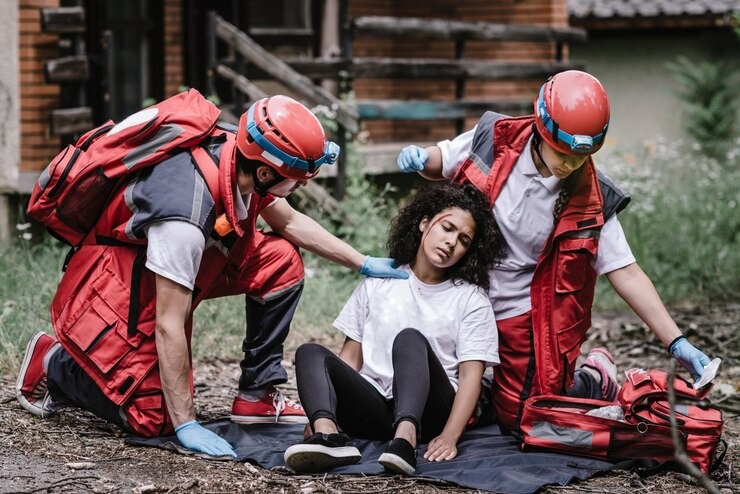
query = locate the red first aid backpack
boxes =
[27,89,222,246]
[519,368,725,473]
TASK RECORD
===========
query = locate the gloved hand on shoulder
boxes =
[397,145,428,173]
[359,256,409,279]
[669,336,711,381]
[175,420,237,458]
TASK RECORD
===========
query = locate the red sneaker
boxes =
[582,347,620,403]
[16,332,58,418]
[231,389,308,424]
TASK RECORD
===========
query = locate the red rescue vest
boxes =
[50,135,275,436]
[453,114,628,431]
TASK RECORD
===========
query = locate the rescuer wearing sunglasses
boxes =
[395,70,714,433]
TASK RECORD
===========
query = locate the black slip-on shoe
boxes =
[378,437,416,475]
[284,432,361,473]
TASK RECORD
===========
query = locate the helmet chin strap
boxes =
[531,126,548,173]
[251,166,286,196]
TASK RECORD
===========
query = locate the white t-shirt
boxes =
[438,129,635,319]
[333,265,499,399]
[145,184,277,290]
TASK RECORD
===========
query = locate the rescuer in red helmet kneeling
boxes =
[16,94,408,458]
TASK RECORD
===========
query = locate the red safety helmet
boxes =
[534,70,610,156]
[236,95,339,180]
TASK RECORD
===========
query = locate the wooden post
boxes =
[454,39,466,135]
[334,0,351,201]
[320,0,341,95]
[0,196,13,244]
[101,30,115,121]
[206,11,217,98]
[339,0,351,62]
[49,107,93,136]
[44,55,90,83]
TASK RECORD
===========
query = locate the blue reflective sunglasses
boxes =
[246,101,339,174]
[536,85,607,154]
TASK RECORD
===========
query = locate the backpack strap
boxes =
[127,248,147,338]
[190,145,221,208]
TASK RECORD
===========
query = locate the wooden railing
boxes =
[347,16,585,131]
[210,14,358,200]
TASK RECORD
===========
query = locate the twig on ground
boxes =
[667,360,720,494]
[22,474,101,493]
[164,478,198,493]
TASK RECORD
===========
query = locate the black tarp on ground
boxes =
[125,420,625,494]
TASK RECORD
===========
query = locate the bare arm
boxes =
[154,274,196,428]
[606,262,683,346]
[419,146,446,181]
[424,360,485,461]
[260,198,366,271]
[338,337,363,371]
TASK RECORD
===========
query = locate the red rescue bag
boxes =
[27,89,221,246]
[520,368,725,473]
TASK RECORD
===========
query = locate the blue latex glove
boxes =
[359,256,409,279]
[397,145,428,173]
[669,336,711,381]
[175,420,237,458]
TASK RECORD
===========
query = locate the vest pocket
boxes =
[554,237,597,294]
[553,236,598,366]
[65,297,133,375]
[557,318,591,365]
[123,391,172,437]
[91,262,157,344]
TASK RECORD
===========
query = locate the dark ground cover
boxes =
[1,304,739,494]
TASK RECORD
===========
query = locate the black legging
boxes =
[295,328,456,443]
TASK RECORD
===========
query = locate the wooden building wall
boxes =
[349,0,570,143]
[15,0,570,179]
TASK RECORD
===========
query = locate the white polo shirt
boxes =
[438,129,635,320]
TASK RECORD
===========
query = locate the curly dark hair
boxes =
[387,183,506,291]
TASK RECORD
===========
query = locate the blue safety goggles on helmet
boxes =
[536,85,607,154]
[246,102,339,175]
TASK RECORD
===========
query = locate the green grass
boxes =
[0,238,65,376]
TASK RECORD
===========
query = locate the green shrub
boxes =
[666,56,739,157]
[595,138,740,310]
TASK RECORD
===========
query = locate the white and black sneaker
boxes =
[378,438,416,475]
[284,432,361,472]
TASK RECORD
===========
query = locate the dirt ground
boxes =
[2,304,739,494]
